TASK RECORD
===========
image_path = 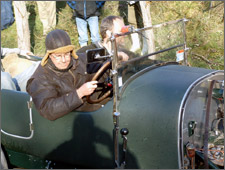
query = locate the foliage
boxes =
[1,1,224,70]
[150,1,224,70]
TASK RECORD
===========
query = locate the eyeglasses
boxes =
[51,52,71,61]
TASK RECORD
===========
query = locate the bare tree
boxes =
[139,1,156,59]
[13,1,31,51]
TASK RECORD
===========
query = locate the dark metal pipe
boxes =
[204,80,215,169]
[113,112,120,168]
[111,35,120,168]
[195,151,220,169]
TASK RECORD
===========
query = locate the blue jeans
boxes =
[15,61,41,92]
[1,61,40,92]
[75,16,101,47]
[1,71,17,90]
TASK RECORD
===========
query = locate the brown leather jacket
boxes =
[26,56,109,121]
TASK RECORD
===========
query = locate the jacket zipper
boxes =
[69,69,77,86]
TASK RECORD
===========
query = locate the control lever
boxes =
[120,128,129,168]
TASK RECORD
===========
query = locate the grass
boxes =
[150,1,224,70]
[1,1,224,70]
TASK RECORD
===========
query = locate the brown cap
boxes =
[41,29,78,66]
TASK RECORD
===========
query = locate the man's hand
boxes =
[77,81,98,99]
[118,51,129,61]
[19,49,34,58]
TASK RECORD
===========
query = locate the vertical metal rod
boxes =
[113,112,120,168]
[112,35,119,113]
[182,18,188,66]
[204,80,215,169]
[111,36,120,168]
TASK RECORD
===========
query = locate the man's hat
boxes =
[41,29,78,66]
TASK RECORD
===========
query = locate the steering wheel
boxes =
[86,60,112,104]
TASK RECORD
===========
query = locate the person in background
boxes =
[26,29,110,121]
[1,47,33,59]
[1,47,34,91]
[67,1,105,47]
[1,71,17,90]
[1,1,15,30]
[76,15,130,62]
[127,1,144,52]
[37,1,56,35]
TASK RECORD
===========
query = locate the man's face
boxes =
[112,18,125,34]
[112,18,125,45]
[49,52,71,70]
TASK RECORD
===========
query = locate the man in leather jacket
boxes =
[26,29,109,121]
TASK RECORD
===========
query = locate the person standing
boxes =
[127,1,143,52]
[1,1,15,30]
[13,1,31,51]
[67,1,105,47]
[37,1,56,35]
